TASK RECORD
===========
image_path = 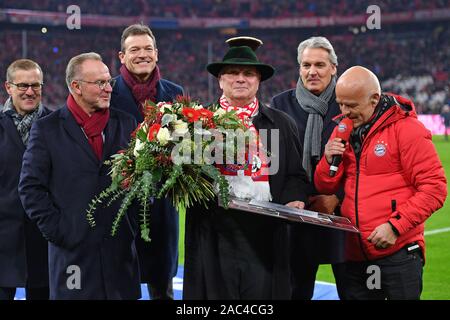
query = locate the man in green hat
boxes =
[183,37,310,299]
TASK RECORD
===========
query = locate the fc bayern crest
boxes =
[338,122,348,132]
[374,143,387,157]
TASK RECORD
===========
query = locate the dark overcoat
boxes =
[183,103,310,299]
[0,107,51,288]
[271,89,346,265]
[110,75,184,286]
[19,106,140,299]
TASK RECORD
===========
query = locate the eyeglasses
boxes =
[76,78,116,90]
[8,82,43,91]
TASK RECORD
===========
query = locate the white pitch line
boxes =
[425,227,450,236]
[315,280,337,286]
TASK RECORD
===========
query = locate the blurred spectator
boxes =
[1,0,449,18]
[442,104,450,140]
[0,22,448,113]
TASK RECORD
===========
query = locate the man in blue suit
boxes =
[271,37,346,299]
[0,59,50,300]
[19,52,140,299]
[110,24,183,300]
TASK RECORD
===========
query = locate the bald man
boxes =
[314,66,447,300]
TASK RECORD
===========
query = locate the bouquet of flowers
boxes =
[86,96,250,242]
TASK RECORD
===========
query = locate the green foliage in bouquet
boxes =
[86,96,248,242]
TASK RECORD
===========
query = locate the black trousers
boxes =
[339,247,423,300]
[291,262,346,300]
[0,286,49,300]
[147,281,173,300]
[218,237,273,300]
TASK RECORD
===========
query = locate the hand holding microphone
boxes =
[324,117,354,177]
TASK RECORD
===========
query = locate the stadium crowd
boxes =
[1,0,449,18]
[1,23,448,113]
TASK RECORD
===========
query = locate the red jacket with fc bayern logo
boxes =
[314,94,447,262]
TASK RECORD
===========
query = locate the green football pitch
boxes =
[177,135,450,299]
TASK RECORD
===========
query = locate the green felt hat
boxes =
[206,45,275,82]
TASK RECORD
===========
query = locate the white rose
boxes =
[156,127,171,146]
[173,119,189,135]
[159,103,173,113]
[133,138,145,157]
[213,108,226,117]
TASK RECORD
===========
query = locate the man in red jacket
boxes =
[314,66,447,300]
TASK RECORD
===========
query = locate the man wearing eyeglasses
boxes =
[0,59,51,300]
[110,23,183,300]
[19,52,141,299]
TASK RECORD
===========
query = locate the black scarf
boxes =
[351,94,396,156]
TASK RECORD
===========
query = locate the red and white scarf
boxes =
[217,95,269,182]
[219,95,259,130]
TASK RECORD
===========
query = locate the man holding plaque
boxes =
[183,37,310,299]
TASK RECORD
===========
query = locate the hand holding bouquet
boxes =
[86,96,250,241]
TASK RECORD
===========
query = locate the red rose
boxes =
[147,124,161,141]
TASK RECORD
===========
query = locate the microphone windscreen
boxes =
[335,117,354,142]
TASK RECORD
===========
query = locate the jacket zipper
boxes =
[353,111,395,261]
[354,153,369,261]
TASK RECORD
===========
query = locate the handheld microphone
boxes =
[329,117,353,177]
